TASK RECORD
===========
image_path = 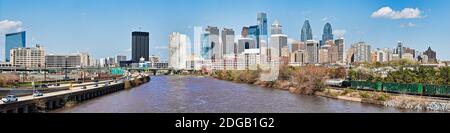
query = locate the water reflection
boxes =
[55,76,418,113]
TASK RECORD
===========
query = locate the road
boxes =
[0,80,121,105]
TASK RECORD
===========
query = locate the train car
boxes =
[424,85,450,97]
[325,79,349,88]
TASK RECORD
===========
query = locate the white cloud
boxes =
[371,7,422,19]
[0,20,24,35]
[400,22,416,28]
[333,29,346,37]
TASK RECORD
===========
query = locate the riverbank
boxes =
[209,72,449,112]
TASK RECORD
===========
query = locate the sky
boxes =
[1,0,450,61]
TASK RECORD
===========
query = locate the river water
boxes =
[55,76,418,113]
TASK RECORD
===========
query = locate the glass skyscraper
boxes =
[321,23,333,46]
[201,32,211,59]
[301,20,313,42]
[248,25,260,48]
[5,31,26,62]
[257,12,268,48]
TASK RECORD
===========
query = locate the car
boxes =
[33,91,44,97]
[1,95,18,103]
[41,84,48,88]
[34,84,49,88]
[81,85,87,89]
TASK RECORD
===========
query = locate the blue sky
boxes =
[1,0,449,61]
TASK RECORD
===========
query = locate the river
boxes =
[55,75,418,113]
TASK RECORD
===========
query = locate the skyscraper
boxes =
[257,12,268,48]
[169,32,188,70]
[248,25,260,48]
[205,26,221,60]
[301,19,313,42]
[396,41,403,59]
[237,38,256,54]
[221,28,235,55]
[241,27,249,38]
[131,31,149,62]
[116,55,127,64]
[257,12,268,37]
[201,32,211,59]
[5,31,26,62]
[271,20,282,34]
[335,38,344,63]
[306,40,319,64]
[270,34,288,57]
[321,23,333,46]
[351,42,371,63]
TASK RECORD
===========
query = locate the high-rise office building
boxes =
[321,23,333,46]
[301,20,313,42]
[322,40,338,64]
[206,26,221,61]
[248,25,260,48]
[237,38,256,54]
[132,31,149,62]
[257,12,268,48]
[116,55,127,63]
[241,27,249,38]
[319,48,329,64]
[351,42,371,63]
[271,20,282,35]
[221,28,235,55]
[291,50,307,64]
[335,38,344,63]
[169,32,188,70]
[291,40,305,52]
[5,31,26,62]
[306,40,319,64]
[10,44,44,68]
[270,34,288,57]
[257,12,268,37]
[201,32,211,59]
[395,41,403,59]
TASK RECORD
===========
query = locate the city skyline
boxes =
[1,0,450,61]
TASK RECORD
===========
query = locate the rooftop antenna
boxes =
[138,26,142,31]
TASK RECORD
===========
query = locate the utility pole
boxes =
[64,56,68,80]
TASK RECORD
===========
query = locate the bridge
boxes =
[0,76,150,113]
[125,67,196,75]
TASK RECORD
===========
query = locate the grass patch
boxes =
[359,91,370,98]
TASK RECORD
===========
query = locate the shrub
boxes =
[359,91,369,98]
[278,64,293,80]
[341,89,354,96]
[0,74,19,87]
[376,93,390,101]
[292,66,328,95]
